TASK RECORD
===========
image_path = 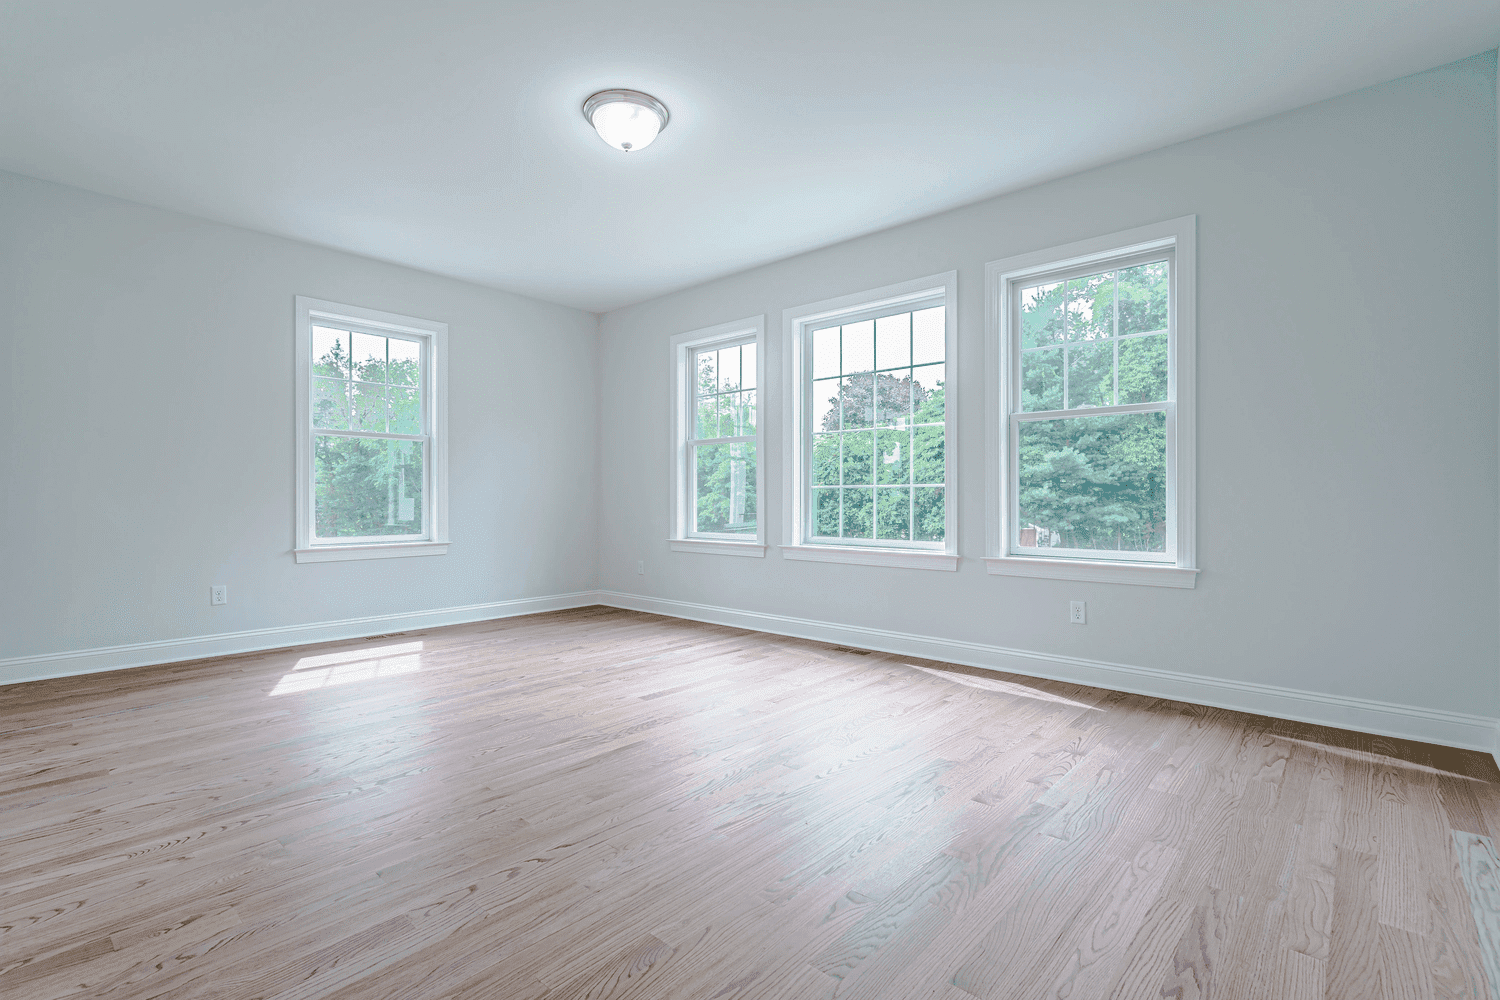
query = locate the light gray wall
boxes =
[1,171,600,659]
[597,52,1500,717]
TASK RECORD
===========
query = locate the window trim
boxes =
[294,296,449,564]
[668,315,767,557]
[984,217,1197,588]
[782,272,959,571]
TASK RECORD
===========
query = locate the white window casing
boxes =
[294,296,449,563]
[984,217,1198,588]
[668,316,767,557]
[782,272,959,571]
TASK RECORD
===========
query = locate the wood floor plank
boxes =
[2,607,1496,999]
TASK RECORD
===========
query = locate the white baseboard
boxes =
[594,590,1500,754]
[8,588,1494,756]
[0,591,602,687]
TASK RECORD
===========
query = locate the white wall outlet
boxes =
[637,560,644,575]
[1069,600,1086,624]
[211,585,228,606]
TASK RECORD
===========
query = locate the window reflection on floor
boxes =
[270,641,424,695]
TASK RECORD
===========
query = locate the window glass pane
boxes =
[1021,282,1065,348]
[314,437,423,537]
[913,487,944,542]
[697,395,719,439]
[813,488,840,536]
[1065,272,1113,342]
[718,346,741,392]
[812,433,841,486]
[389,387,420,435]
[312,326,349,378]
[1118,261,1168,336]
[875,312,911,370]
[812,326,840,380]
[694,442,756,534]
[876,427,910,485]
[352,382,387,432]
[352,332,387,383]
[388,337,420,386]
[841,373,874,428]
[1022,347,1063,412]
[842,488,873,539]
[1118,333,1168,404]
[740,342,757,390]
[1067,342,1114,409]
[876,487,911,540]
[875,370,915,428]
[841,320,875,374]
[1016,411,1166,554]
[696,349,717,398]
[312,377,350,430]
[734,389,757,435]
[814,378,841,432]
[913,425,944,485]
[912,306,944,364]
[841,429,873,485]
[912,364,944,423]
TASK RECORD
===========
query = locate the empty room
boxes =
[4,3,1500,998]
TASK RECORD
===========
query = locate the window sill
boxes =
[668,539,767,558]
[983,555,1198,588]
[295,541,450,564]
[781,544,959,571]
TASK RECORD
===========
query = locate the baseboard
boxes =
[0,591,604,687]
[595,590,1500,754]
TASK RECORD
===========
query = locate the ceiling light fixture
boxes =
[583,89,669,153]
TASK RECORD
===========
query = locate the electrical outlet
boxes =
[637,560,644,575]
[211,585,228,607]
[1069,601,1086,625]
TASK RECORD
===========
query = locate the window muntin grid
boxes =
[689,340,757,536]
[809,304,946,544]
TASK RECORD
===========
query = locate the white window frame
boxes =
[782,272,959,571]
[984,217,1198,588]
[294,296,449,564]
[668,316,767,557]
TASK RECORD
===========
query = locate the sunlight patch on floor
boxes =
[270,641,424,695]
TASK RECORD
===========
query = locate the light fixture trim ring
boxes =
[582,89,671,133]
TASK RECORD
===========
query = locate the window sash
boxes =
[309,435,432,544]
[1005,251,1176,564]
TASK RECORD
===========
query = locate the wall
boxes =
[1,171,600,675]
[597,53,1500,727]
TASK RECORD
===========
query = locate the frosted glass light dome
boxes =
[583,90,669,152]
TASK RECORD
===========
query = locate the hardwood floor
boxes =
[3,606,1500,999]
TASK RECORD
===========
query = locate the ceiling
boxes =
[3,2,1498,313]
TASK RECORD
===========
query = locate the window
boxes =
[985,217,1197,587]
[669,316,766,556]
[783,273,958,570]
[294,297,448,563]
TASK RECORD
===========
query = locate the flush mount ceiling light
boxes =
[582,89,669,152]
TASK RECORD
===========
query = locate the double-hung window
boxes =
[986,217,1197,587]
[669,316,766,556]
[294,297,448,563]
[784,272,958,570]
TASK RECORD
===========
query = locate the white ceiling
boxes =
[3,2,1498,312]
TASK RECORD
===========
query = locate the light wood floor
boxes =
[4,607,1500,999]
